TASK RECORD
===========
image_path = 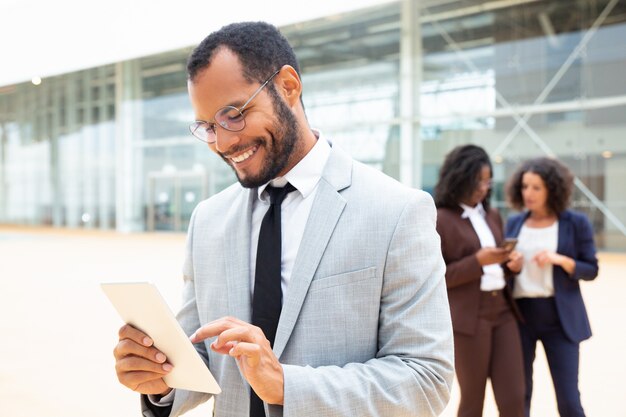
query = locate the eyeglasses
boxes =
[189,69,281,144]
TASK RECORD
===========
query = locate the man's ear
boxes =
[274,65,302,107]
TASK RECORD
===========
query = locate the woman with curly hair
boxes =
[435,145,525,417]
[505,157,599,417]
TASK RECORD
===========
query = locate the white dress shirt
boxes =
[460,203,506,291]
[250,131,331,299]
[513,222,558,298]
[149,131,331,407]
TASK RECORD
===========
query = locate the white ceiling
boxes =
[0,0,395,86]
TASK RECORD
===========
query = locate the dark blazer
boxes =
[505,209,599,343]
[437,206,519,336]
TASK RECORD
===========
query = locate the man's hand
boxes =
[113,324,173,396]
[190,316,284,405]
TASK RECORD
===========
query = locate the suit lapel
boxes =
[273,145,351,358]
[511,212,530,237]
[224,187,255,322]
[556,211,570,255]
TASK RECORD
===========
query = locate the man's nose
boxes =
[214,129,242,153]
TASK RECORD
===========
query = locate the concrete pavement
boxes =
[1,226,623,417]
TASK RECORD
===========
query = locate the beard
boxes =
[222,93,301,189]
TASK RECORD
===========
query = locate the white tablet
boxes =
[101,282,221,394]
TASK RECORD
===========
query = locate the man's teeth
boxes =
[231,148,256,163]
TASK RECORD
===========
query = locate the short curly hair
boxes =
[506,157,574,215]
[434,144,493,210]
[187,21,301,87]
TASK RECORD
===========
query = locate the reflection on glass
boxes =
[0,0,624,249]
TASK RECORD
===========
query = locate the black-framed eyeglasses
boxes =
[189,69,281,144]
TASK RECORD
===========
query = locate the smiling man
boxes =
[113,21,453,417]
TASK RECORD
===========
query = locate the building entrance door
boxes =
[147,170,207,232]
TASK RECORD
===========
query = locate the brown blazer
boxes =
[436,205,520,336]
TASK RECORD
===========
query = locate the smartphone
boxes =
[500,238,518,251]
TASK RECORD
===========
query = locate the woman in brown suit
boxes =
[434,145,525,417]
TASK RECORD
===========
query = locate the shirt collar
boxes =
[460,202,486,219]
[257,129,331,202]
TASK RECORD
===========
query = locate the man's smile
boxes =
[228,145,259,164]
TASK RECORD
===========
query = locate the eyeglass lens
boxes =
[193,106,246,144]
[216,106,245,131]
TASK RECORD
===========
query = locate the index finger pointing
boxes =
[190,316,249,343]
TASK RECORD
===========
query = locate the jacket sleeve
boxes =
[491,211,514,278]
[436,211,483,289]
[443,253,483,289]
[569,213,599,281]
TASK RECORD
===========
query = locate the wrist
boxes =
[267,366,284,405]
[156,388,173,399]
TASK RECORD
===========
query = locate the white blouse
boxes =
[460,203,506,291]
[514,222,559,298]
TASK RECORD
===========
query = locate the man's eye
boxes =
[227,113,244,122]
[223,107,244,121]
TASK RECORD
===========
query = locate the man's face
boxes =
[188,49,302,188]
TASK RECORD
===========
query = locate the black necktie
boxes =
[250,183,296,417]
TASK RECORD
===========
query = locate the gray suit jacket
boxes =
[143,144,454,417]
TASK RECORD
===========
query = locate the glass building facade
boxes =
[1,0,625,249]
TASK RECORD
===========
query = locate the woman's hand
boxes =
[476,247,511,266]
[506,250,523,273]
[533,250,576,275]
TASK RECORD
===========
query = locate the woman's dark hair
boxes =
[506,157,573,215]
[187,21,301,88]
[434,144,493,210]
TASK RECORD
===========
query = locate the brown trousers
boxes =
[454,290,525,417]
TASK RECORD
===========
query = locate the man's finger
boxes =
[114,338,167,363]
[119,324,154,347]
[228,341,262,367]
[210,341,237,355]
[190,316,249,343]
[212,325,264,350]
[116,356,173,375]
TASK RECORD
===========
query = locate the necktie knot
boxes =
[266,183,296,205]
